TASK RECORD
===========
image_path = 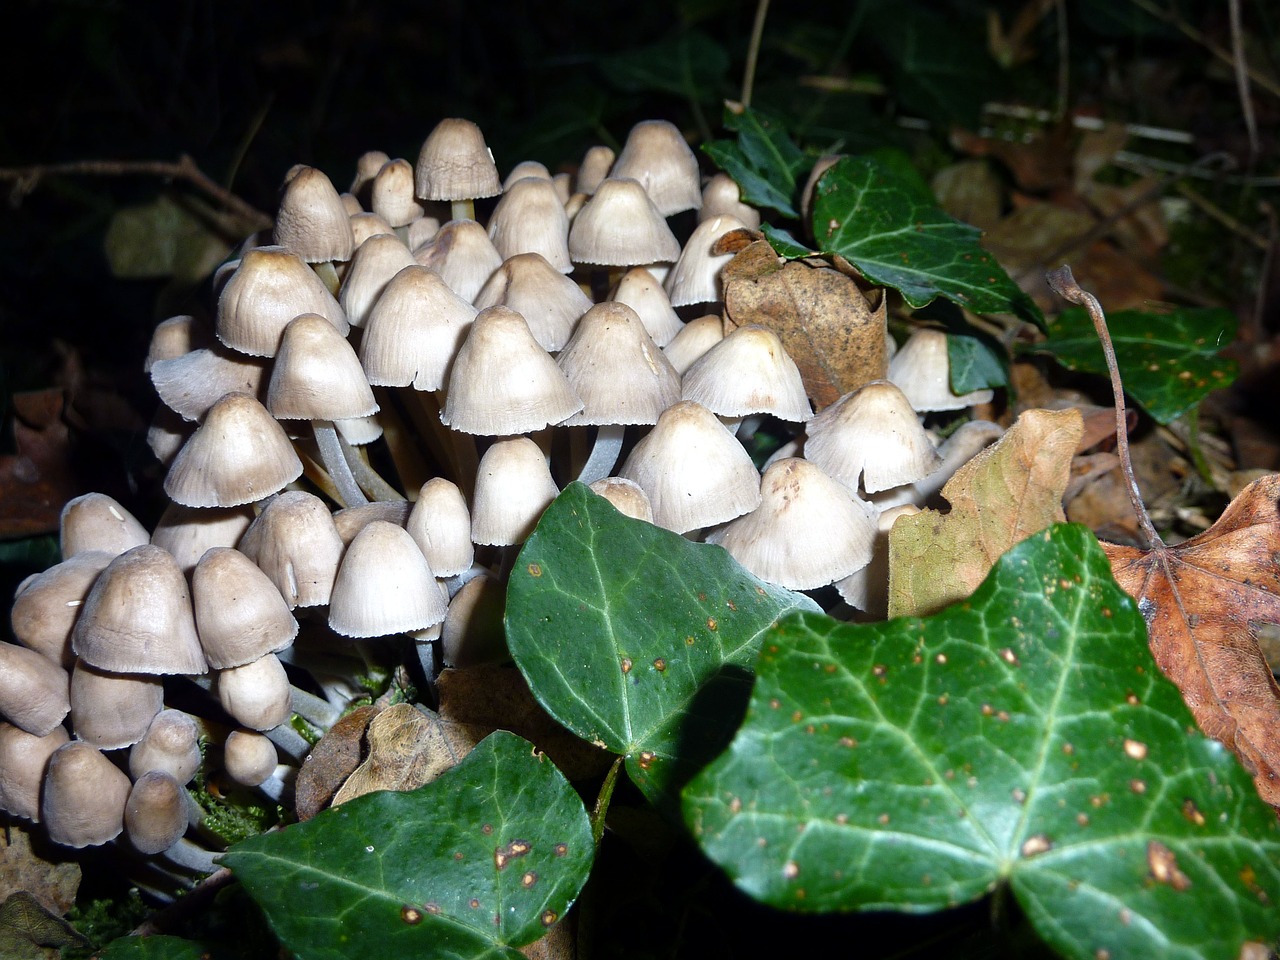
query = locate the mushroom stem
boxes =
[311,260,341,296]
[338,433,406,502]
[263,722,311,763]
[443,562,490,599]
[252,763,296,805]
[313,420,368,507]
[577,424,626,486]
[288,684,343,730]
[451,199,476,222]
[158,837,221,875]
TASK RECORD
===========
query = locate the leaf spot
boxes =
[1129,779,1147,794]
[527,563,542,577]
[1123,739,1148,761]
[878,813,890,825]
[1020,834,1052,857]
[1147,841,1192,890]
[621,657,632,674]
[839,736,857,748]
[521,871,538,888]
[935,653,947,664]
[365,845,375,853]
[653,658,667,672]
[1061,742,1074,755]
[542,910,558,926]
[937,694,949,705]
[554,843,569,857]
[707,617,718,631]
[1181,799,1206,826]
[791,710,803,723]
[481,823,494,835]
[1011,788,1026,804]
[469,898,481,909]
[1076,813,1089,826]
[999,648,1020,666]
[981,704,993,716]
[638,750,657,769]
[401,906,422,924]
[425,902,441,915]
[783,861,800,879]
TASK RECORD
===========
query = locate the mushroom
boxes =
[41,741,133,848]
[414,117,503,222]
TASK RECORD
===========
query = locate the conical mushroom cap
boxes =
[706,458,877,590]
[568,178,680,266]
[165,392,303,508]
[414,218,503,301]
[41,741,132,847]
[472,253,591,352]
[360,265,477,392]
[406,478,473,578]
[440,306,582,435]
[69,660,164,750]
[0,641,69,736]
[682,325,811,422]
[328,521,448,638]
[619,401,760,534]
[664,214,747,307]
[888,328,994,412]
[59,493,150,560]
[238,491,344,608]
[216,654,292,731]
[487,177,572,273]
[470,438,560,546]
[370,157,424,227]
[610,119,702,217]
[338,232,417,328]
[610,267,684,347]
[192,547,299,669]
[129,709,202,783]
[10,550,113,669]
[273,165,354,264]
[125,770,190,855]
[72,544,207,676]
[223,729,279,787]
[267,314,378,422]
[414,118,502,202]
[216,246,349,357]
[0,723,69,822]
[804,380,942,494]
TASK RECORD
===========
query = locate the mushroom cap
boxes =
[328,521,448,638]
[238,491,345,609]
[888,328,995,412]
[575,145,615,196]
[414,118,502,202]
[556,302,681,427]
[72,543,207,676]
[587,477,653,523]
[699,173,761,230]
[487,177,573,273]
[413,218,503,301]
[150,502,256,574]
[267,314,379,422]
[69,660,164,750]
[610,119,702,217]
[470,438,560,546]
[145,314,208,372]
[216,245,349,358]
[440,306,582,436]
[610,266,684,347]
[10,550,114,669]
[193,547,299,669]
[331,500,412,546]
[406,478,473,578]
[705,458,878,590]
[223,729,279,787]
[164,392,303,509]
[351,149,392,199]
[349,210,396,247]
[472,252,591,352]
[664,214,747,307]
[41,740,132,847]
[618,401,761,534]
[803,380,942,494]
[216,653,292,731]
[568,177,681,267]
[129,708,202,783]
[0,722,69,822]
[370,157,425,227]
[338,232,417,328]
[359,264,477,393]
[150,346,269,422]
[682,325,812,422]
[662,314,724,376]
[273,165,355,263]
[59,493,150,560]
[0,641,70,736]
[125,770,190,855]
[441,574,508,668]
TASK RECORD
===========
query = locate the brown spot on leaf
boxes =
[621,658,632,674]
[783,861,800,879]
[1021,834,1053,857]
[401,906,422,924]
[653,658,666,672]
[541,910,558,926]
[1147,840,1192,890]
[637,751,657,769]
[1123,739,1148,761]
[527,563,542,577]
[521,871,538,888]
[1182,799,1206,826]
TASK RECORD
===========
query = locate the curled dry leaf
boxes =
[294,704,380,821]
[888,407,1084,618]
[722,239,886,410]
[1102,473,1280,807]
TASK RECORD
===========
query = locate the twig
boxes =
[0,155,272,232]
[740,0,771,108]
[1046,265,1164,550]
[1227,0,1260,163]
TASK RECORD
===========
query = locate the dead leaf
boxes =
[0,823,79,916]
[722,240,887,410]
[294,704,380,820]
[0,389,77,538]
[888,407,1084,617]
[332,702,487,805]
[437,665,614,781]
[0,892,88,960]
[1102,473,1280,807]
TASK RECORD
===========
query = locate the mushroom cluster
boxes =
[3,117,1002,878]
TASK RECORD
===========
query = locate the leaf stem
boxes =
[1046,265,1164,549]
[590,755,625,846]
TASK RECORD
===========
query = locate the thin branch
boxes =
[1227,0,1260,162]
[0,155,272,232]
[741,0,771,108]
[1046,265,1164,550]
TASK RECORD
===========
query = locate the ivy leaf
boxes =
[598,30,729,109]
[221,731,593,960]
[684,524,1280,960]
[702,107,809,218]
[805,153,1043,327]
[506,483,819,809]
[1029,305,1238,424]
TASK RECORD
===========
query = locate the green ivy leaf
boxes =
[684,524,1280,960]
[702,107,809,218]
[98,936,231,960]
[221,731,593,960]
[598,30,729,106]
[805,153,1043,327]
[103,193,231,283]
[1030,306,1238,424]
[507,483,819,809]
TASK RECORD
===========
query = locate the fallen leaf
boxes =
[722,240,887,409]
[294,704,380,820]
[0,389,76,539]
[888,407,1083,617]
[331,702,487,805]
[0,892,88,960]
[1102,473,1280,807]
[0,823,79,916]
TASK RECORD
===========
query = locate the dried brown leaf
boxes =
[294,704,380,820]
[722,240,886,410]
[1102,473,1280,807]
[0,390,76,539]
[888,407,1083,618]
[0,825,79,916]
